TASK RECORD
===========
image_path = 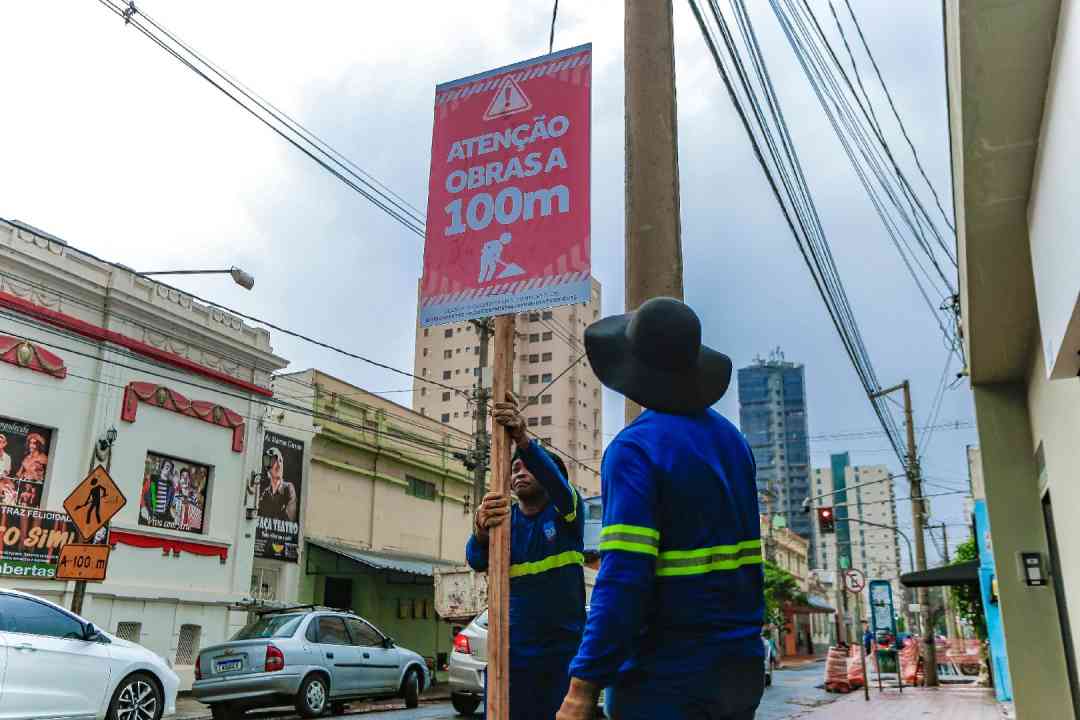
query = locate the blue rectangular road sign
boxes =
[869,580,897,635]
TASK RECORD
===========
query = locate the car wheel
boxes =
[403,668,420,709]
[295,674,330,718]
[451,692,481,716]
[108,672,163,720]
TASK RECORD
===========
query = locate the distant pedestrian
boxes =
[557,298,765,720]
[863,621,873,655]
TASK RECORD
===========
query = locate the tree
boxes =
[764,561,808,628]
[949,537,987,639]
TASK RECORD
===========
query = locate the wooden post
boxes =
[486,314,515,719]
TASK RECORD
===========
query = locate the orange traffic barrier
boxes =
[824,646,852,693]
[900,638,920,686]
[847,645,866,688]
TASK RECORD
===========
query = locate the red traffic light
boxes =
[817,507,836,534]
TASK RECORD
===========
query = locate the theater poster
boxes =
[138,451,210,535]
[0,415,53,509]
[255,432,303,562]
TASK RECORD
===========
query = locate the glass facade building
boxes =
[737,357,813,562]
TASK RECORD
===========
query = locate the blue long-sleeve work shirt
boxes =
[569,409,764,688]
[466,440,586,667]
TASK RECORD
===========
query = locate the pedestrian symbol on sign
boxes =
[483,76,532,120]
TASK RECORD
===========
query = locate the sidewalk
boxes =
[793,685,1002,719]
[171,685,452,719]
[778,654,826,670]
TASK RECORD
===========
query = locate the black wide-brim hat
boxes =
[584,297,733,415]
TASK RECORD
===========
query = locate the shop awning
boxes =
[900,560,979,588]
[787,595,835,614]
[307,538,458,578]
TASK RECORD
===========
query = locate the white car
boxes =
[0,588,179,720]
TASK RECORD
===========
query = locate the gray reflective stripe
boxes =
[598,532,659,547]
[655,545,761,570]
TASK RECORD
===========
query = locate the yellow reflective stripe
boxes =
[509,550,584,579]
[657,538,761,561]
[655,554,763,577]
[600,524,660,540]
[598,540,659,556]
[563,484,578,523]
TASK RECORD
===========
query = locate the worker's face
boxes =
[510,458,544,501]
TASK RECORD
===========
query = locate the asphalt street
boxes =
[316,662,842,720]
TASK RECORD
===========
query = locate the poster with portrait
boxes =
[138,451,210,534]
[254,432,303,562]
[0,415,53,509]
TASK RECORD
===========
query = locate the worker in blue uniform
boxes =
[557,297,765,720]
[466,393,586,720]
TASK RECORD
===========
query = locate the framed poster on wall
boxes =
[0,415,53,509]
[254,432,304,562]
[138,451,210,534]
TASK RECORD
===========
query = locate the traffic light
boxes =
[817,507,835,534]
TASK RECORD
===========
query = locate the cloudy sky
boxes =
[0,1,975,565]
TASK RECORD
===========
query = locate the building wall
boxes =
[299,545,452,675]
[0,220,288,689]
[412,278,603,496]
[948,0,1080,714]
[761,516,809,591]
[737,357,811,550]
[277,370,476,670]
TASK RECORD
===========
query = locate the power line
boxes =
[0,307,479,461]
[769,0,959,354]
[96,0,425,237]
[689,0,908,469]
[837,0,956,235]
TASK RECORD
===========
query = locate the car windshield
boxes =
[232,613,305,640]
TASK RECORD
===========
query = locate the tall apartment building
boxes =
[810,455,903,624]
[412,277,603,497]
[737,352,812,551]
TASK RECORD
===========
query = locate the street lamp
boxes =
[137,266,255,290]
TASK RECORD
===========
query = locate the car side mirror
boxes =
[84,622,108,643]
[383,637,394,649]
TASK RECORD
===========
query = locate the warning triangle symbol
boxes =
[483,76,532,121]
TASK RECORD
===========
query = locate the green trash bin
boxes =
[876,648,898,674]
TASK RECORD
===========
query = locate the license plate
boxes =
[215,658,243,673]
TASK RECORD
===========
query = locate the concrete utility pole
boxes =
[761,488,777,564]
[871,380,937,687]
[624,0,684,423]
[469,318,493,510]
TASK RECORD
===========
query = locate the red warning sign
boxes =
[421,44,592,327]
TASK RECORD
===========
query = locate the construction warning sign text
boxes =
[421,44,592,326]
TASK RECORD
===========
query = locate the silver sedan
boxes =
[193,608,429,719]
